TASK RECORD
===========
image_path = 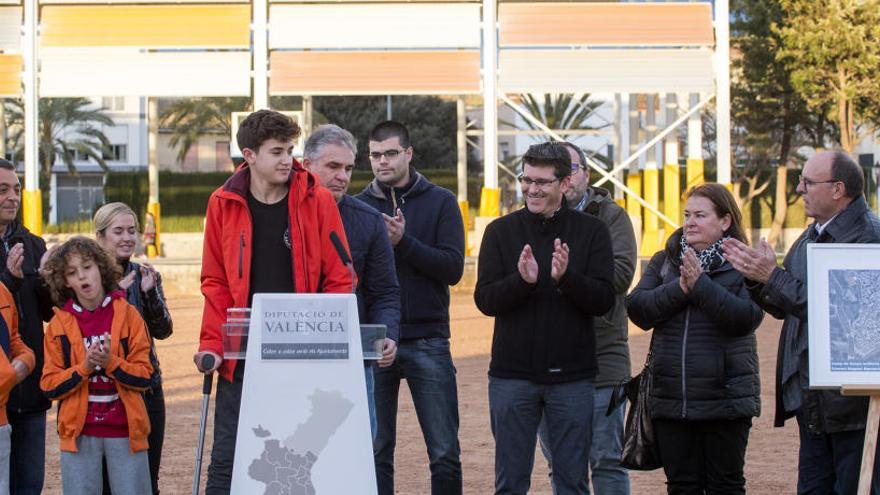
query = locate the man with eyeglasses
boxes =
[723,150,880,494]
[535,142,636,494]
[474,142,615,494]
[355,120,465,495]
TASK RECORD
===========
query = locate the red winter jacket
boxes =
[199,161,355,382]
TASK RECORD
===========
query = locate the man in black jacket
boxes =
[355,121,465,495]
[724,150,880,494]
[0,159,54,495]
[474,142,615,494]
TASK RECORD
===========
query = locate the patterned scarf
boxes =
[679,234,729,272]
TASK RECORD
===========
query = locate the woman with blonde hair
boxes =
[94,202,172,495]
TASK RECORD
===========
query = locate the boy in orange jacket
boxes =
[0,281,35,495]
[40,237,153,495]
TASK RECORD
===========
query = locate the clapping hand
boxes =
[518,244,538,284]
[139,264,157,292]
[550,238,569,282]
[679,248,703,294]
[721,237,777,284]
[85,334,110,372]
[5,243,24,279]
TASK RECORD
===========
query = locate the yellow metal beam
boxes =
[663,163,680,225]
[146,201,160,258]
[626,172,641,219]
[686,158,705,192]
[479,187,500,218]
[458,200,470,256]
[641,168,662,256]
[22,189,41,236]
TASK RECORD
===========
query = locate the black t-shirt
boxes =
[247,191,295,305]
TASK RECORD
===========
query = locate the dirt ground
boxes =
[40,292,798,494]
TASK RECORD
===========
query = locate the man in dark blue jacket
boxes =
[356,121,465,495]
[0,159,55,495]
[302,124,401,438]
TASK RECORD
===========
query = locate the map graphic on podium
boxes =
[248,390,354,495]
[230,293,377,494]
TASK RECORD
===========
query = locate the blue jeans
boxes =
[373,337,462,495]
[8,410,46,495]
[538,385,630,494]
[364,362,376,441]
[489,376,594,495]
[797,414,880,495]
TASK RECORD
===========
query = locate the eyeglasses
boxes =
[518,175,560,188]
[799,174,841,188]
[570,163,586,174]
[368,149,406,161]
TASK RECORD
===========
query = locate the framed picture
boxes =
[808,244,880,388]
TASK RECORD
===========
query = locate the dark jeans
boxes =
[8,409,46,495]
[374,337,462,495]
[796,414,880,495]
[654,417,752,495]
[205,370,244,495]
[538,384,629,494]
[489,377,595,495]
[364,362,376,441]
[144,385,166,494]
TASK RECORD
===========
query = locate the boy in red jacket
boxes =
[192,110,353,494]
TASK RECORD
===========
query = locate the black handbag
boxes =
[615,334,662,471]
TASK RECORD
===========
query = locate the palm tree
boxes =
[159,97,250,164]
[503,93,613,166]
[5,97,114,177]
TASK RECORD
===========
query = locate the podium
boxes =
[227,293,378,494]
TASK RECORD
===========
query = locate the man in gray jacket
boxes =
[540,142,637,493]
[724,150,880,494]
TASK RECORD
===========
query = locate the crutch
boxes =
[192,354,216,495]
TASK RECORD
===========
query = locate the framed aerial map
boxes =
[808,244,880,388]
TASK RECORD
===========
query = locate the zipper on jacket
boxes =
[238,231,245,279]
[294,184,309,290]
[681,307,691,419]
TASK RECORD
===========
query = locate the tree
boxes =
[313,95,459,171]
[731,0,837,246]
[4,97,115,222]
[775,0,880,152]
[503,93,612,168]
[159,97,250,164]
[5,97,115,176]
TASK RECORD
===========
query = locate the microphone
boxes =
[330,231,356,294]
[330,231,352,265]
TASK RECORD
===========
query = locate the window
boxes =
[103,145,127,162]
[101,96,125,112]
[500,142,511,161]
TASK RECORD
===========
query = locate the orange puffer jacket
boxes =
[198,162,355,382]
[41,298,153,453]
[0,282,35,425]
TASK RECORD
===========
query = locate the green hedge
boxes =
[104,171,229,223]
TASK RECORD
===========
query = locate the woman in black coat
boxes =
[627,183,763,494]
[95,202,173,495]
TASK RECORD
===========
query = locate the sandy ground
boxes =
[40,292,798,494]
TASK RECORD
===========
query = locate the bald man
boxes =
[723,151,880,494]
